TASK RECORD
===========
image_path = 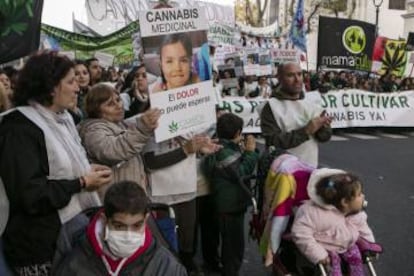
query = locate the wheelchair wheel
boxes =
[276,240,322,276]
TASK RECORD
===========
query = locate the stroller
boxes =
[251,153,382,276]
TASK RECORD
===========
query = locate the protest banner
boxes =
[224,52,244,77]
[371,37,407,77]
[213,44,237,65]
[218,64,238,89]
[217,90,414,132]
[208,23,235,46]
[406,32,414,51]
[217,97,267,133]
[317,16,375,72]
[235,20,279,38]
[139,7,215,142]
[0,0,44,64]
[258,50,272,76]
[41,21,139,66]
[270,49,300,65]
[320,90,414,128]
[244,48,260,75]
[94,51,115,67]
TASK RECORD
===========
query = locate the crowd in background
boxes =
[307,70,414,93]
[211,68,414,99]
[3,59,414,115]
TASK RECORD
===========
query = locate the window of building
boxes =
[389,0,405,10]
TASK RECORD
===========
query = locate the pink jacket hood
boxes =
[307,168,346,209]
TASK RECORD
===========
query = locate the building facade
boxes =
[273,0,406,69]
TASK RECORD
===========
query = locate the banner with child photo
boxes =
[139,7,216,142]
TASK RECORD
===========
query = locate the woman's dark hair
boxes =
[121,64,145,93]
[13,51,75,106]
[85,83,117,118]
[74,59,88,67]
[316,173,362,211]
[216,113,243,140]
[74,60,90,92]
[104,181,149,218]
[159,33,193,84]
[1,66,18,80]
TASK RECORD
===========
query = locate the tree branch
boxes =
[306,3,320,34]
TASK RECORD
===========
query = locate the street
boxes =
[201,129,414,275]
[319,130,414,275]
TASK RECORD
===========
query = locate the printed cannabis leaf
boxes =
[168,121,179,133]
[0,0,33,37]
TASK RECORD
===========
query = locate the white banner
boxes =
[217,90,414,133]
[235,20,279,37]
[270,49,300,64]
[320,89,414,128]
[139,7,208,37]
[208,23,235,45]
[217,97,267,133]
[151,82,216,141]
[94,51,115,68]
[139,7,215,142]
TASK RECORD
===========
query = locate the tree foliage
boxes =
[235,0,269,27]
[286,0,356,34]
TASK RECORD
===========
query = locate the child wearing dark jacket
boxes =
[202,113,259,276]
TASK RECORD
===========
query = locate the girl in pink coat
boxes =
[291,168,375,276]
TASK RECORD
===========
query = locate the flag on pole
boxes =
[372,36,407,77]
[72,13,101,37]
[406,32,414,51]
[289,0,307,53]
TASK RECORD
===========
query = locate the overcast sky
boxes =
[42,0,234,31]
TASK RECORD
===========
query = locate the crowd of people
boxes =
[211,67,414,99]
[0,48,382,276]
[0,49,225,276]
[307,70,414,93]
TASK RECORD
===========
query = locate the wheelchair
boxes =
[272,234,382,276]
[253,153,382,276]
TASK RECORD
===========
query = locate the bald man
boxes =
[259,63,332,167]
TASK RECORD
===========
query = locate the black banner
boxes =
[317,16,376,72]
[406,32,414,51]
[0,0,44,64]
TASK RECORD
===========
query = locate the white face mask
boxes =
[104,225,146,258]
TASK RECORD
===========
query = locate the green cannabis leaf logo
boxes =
[380,41,407,77]
[342,26,366,54]
[168,121,179,133]
[0,0,33,37]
